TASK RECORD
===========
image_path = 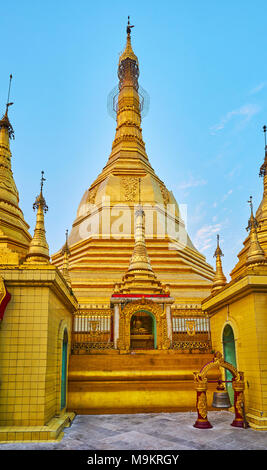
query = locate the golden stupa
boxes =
[52,19,214,309]
[51,18,217,415]
[1,19,267,438]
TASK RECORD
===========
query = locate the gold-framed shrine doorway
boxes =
[115,298,173,351]
[130,310,156,350]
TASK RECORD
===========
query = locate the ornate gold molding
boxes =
[121,176,139,202]
[0,246,19,265]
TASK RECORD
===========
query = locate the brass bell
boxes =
[212,381,231,408]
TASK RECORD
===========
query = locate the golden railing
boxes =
[71,310,114,354]
[71,309,212,353]
[171,312,211,352]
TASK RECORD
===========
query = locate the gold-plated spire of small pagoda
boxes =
[211,234,227,293]
[119,16,138,66]
[25,171,50,264]
[256,125,267,224]
[116,179,167,295]
[61,229,71,286]
[246,196,265,265]
[0,74,31,262]
[106,16,150,168]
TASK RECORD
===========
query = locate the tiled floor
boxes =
[1,411,267,450]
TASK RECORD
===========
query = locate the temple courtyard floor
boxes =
[0,411,267,451]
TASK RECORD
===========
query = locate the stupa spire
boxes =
[118,17,138,68]
[0,75,18,208]
[61,229,71,286]
[246,196,265,265]
[0,74,15,147]
[108,17,148,162]
[128,206,153,274]
[26,171,50,263]
[0,75,31,261]
[211,234,227,293]
[113,179,168,295]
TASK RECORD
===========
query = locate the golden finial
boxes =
[33,171,48,213]
[126,16,134,36]
[259,126,267,178]
[61,229,70,255]
[25,170,49,263]
[213,234,223,258]
[61,229,71,286]
[128,186,153,273]
[246,195,265,265]
[6,74,13,113]
[212,234,227,293]
[246,195,257,231]
[0,74,14,140]
[119,16,138,67]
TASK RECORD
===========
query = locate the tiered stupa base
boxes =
[67,351,219,415]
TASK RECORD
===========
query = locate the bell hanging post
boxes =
[212,381,232,409]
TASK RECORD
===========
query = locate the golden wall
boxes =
[0,267,77,442]
[204,276,267,429]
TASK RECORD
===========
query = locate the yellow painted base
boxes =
[0,412,75,443]
[246,413,267,431]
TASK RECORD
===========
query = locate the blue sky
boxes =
[0,0,266,278]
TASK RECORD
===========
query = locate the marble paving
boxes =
[1,411,267,450]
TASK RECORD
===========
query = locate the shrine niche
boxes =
[117,298,170,351]
[130,311,155,349]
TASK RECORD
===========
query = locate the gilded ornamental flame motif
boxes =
[87,185,98,205]
[121,176,139,202]
[236,392,244,417]
[186,320,196,336]
[159,183,170,206]
[0,276,5,303]
[197,392,207,419]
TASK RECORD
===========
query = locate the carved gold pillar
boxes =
[165,304,172,346]
[193,379,213,429]
[113,304,120,349]
[231,378,245,428]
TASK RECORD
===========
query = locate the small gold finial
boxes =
[25,170,49,263]
[6,74,13,114]
[259,126,267,177]
[119,17,138,67]
[213,234,224,258]
[127,16,134,36]
[61,229,71,286]
[246,195,265,265]
[33,171,48,213]
[212,234,227,293]
[0,74,15,140]
[40,170,46,194]
[246,195,257,231]
[61,229,70,256]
